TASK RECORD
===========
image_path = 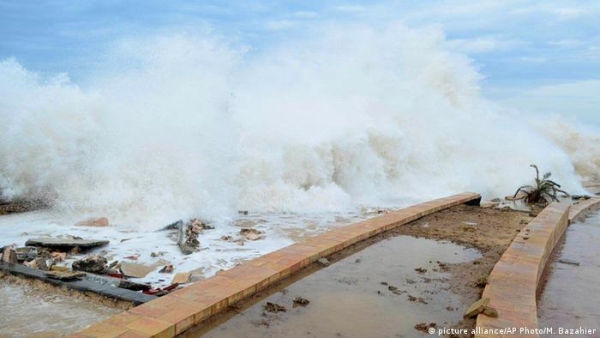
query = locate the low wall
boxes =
[475,198,600,337]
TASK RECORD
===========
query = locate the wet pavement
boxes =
[0,281,121,338]
[538,211,600,337]
[186,235,481,338]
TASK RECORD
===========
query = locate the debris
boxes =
[414,267,427,273]
[558,259,580,266]
[317,258,330,267]
[2,247,17,264]
[239,228,264,241]
[118,280,151,291]
[572,195,591,200]
[293,296,310,307]
[50,265,70,272]
[72,255,108,274]
[239,210,249,215]
[76,217,109,227]
[150,252,164,257]
[414,323,436,333]
[51,252,66,262]
[221,235,233,241]
[407,295,428,304]
[172,271,191,284]
[45,270,86,281]
[176,221,201,255]
[483,306,498,318]
[120,262,155,278]
[15,246,37,262]
[464,297,490,318]
[25,238,109,250]
[70,246,81,255]
[159,265,173,273]
[263,302,286,313]
[123,255,139,261]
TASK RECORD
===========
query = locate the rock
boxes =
[159,265,173,273]
[45,270,86,281]
[221,235,233,241]
[33,257,51,271]
[51,252,66,261]
[263,302,286,313]
[464,297,490,318]
[240,228,264,241]
[239,210,249,215]
[172,271,191,284]
[26,238,109,250]
[414,323,436,333]
[483,306,498,318]
[293,296,310,307]
[558,259,580,266]
[2,247,17,264]
[120,262,155,278]
[76,217,109,227]
[317,258,330,267]
[50,265,70,272]
[72,255,108,274]
[15,246,37,262]
[480,201,499,208]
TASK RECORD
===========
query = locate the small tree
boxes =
[512,165,569,204]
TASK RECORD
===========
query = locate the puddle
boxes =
[0,281,121,337]
[538,211,600,336]
[185,236,481,338]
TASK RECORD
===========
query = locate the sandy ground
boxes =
[385,204,533,337]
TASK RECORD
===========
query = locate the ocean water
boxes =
[1,24,596,227]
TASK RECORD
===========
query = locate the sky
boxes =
[1,0,599,125]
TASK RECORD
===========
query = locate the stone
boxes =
[480,201,499,208]
[76,217,109,227]
[240,228,264,241]
[464,297,490,318]
[120,262,155,278]
[26,238,109,250]
[317,258,330,267]
[293,296,310,307]
[159,265,173,273]
[172,271,191,284]
[2,247,17,264]
[45,270,86,281]
[72,255,108,274]
[15,246,37,261]
[263,302,286,313]
[483,306,498,318]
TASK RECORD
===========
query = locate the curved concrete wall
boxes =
[475,198,600,338]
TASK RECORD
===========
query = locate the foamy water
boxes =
[1,24,596,227]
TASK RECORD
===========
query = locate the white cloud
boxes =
[447,37,524,54]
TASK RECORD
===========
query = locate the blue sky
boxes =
[1,0,599,125]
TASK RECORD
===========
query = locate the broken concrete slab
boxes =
[171,271,191,284]
[25,238,109,250]
[2,247,17,264]
[72,255,108,274]
[45,270,86,281]
[558,258,580,266]
[464,297,490,318]
[240,228,264,241]
[15,246,37,262]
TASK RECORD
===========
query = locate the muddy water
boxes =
[0,282,121,338]
[188,236,480,338]
[538,212,600,337]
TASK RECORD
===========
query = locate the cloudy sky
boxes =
[1,0,598,125]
